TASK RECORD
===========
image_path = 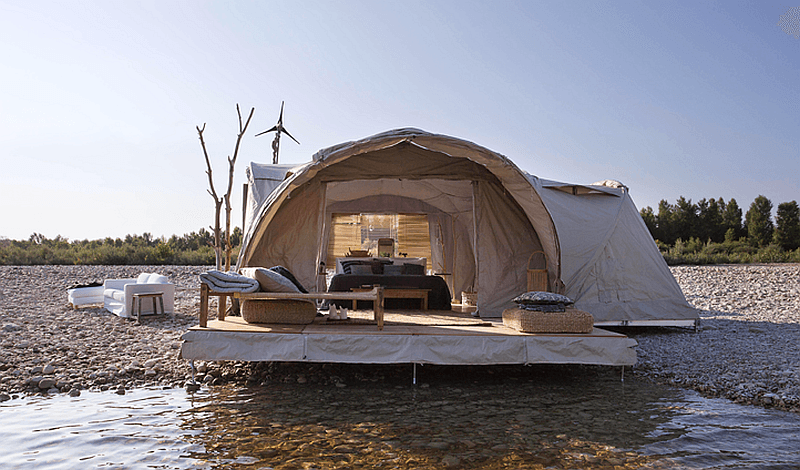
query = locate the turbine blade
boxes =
[282,128,300,145]
[255,125,279,136]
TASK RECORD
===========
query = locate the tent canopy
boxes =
[238,128,696,324]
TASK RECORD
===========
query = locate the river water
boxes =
[1,366,799,469]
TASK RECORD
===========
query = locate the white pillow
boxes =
[137,273,151,283]
[148,274,169,284]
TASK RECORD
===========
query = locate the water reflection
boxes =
[1,365,799,469]
[179,367,684,469]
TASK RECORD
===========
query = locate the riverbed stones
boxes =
[1,264,800,414]
[630,264,800,412]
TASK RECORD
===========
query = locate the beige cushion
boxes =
[240,267,299,293]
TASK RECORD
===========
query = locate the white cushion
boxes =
[104,289,126,302]
[148,274,168,284]
[137,273,151,283]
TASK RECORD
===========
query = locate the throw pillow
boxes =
[402,263,425,275]
[383,265,404,276]
[370,259,393,274]
[240,267,300,293]
[148,274,169,284]
[269,266,308,293]
[341,260,365,274]
[513,291,574,306]
[518,303,567,312]
[350,264,373,275]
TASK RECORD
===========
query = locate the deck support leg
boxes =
[413,363,417,386]
[620,365,625,382]
[190,360,197,385]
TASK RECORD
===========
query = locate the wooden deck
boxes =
[180,308,638,366]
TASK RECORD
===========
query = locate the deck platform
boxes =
[180,309,637,366]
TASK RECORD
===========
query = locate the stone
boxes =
[441,455,461,467]
[38,378,56,390]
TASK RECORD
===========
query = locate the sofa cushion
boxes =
[104,289,126,302]
[148,274,169,284]
[241,267,300,293]
[137,273,151,283]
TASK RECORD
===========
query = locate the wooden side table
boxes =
[351,287,429,310]
[130,292,165,322]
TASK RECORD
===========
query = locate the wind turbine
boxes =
[255,101,300,164]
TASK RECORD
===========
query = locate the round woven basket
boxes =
[502,308,594,334]
[241,299,317,325]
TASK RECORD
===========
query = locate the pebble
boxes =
[631,264,800,412]
[1,264,799,416]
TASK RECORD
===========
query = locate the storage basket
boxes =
[526,251,548,292]
[461,291,478,307]
[502,308,594,334]
[241,299,317,325]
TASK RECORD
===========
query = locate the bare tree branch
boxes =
[198,105,256,272]
[223,104,255,270]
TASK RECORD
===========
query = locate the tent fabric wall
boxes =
[475,180,545,315]
[237,128,696,325]
[534,178,696,323]
[244,163,304,235]
[244,180,323,291]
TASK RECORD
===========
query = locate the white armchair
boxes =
[103,273,175,318]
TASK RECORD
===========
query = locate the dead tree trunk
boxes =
[224,105,255,270]
[197,104,255,271]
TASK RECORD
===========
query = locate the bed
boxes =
[328,257,451,310]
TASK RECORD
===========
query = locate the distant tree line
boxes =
[0,228,242,266]
[640,195,800,264]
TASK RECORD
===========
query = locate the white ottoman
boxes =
[68,286,105,307]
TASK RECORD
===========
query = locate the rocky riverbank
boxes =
[1,264,798,413]
[630,264,800,412]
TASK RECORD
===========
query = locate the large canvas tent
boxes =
[237,128,697,326]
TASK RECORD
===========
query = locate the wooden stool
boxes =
[131,292,165,321]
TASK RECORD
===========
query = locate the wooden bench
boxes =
[199,283,236,326]
[199,285,385,330]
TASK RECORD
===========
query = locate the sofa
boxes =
[103,273,175,318]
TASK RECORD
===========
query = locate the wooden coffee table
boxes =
[351,287,430,310]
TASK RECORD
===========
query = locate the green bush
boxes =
[0,230,236,266]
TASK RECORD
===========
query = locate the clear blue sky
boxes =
[2,1,798,241]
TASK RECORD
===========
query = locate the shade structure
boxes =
[238,128,697,325]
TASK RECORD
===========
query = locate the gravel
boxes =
[1,264,798,413]
[631,264,800,412]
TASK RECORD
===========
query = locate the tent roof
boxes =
[239,128,562,283]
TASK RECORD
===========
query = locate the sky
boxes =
[1,1,799,241]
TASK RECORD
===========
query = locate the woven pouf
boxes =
[241,299,317,325]
[502,308,594,334]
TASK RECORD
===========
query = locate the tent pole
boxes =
[413,363,417,385]
[242,183,248,234]
[620,365,625,382]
